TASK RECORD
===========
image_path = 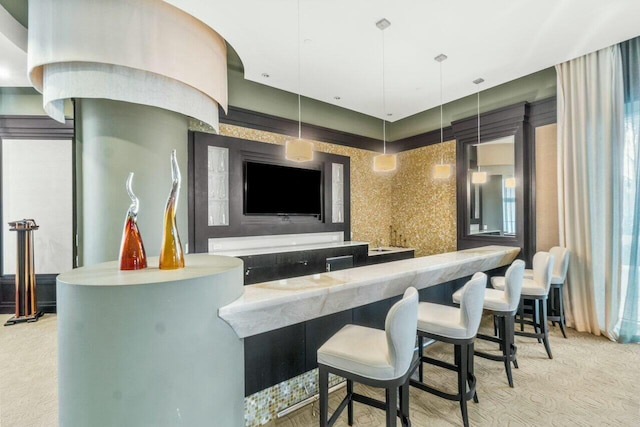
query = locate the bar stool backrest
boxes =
[504,260,525,312]
[549,246,570,281]
[460,272,487,338]
[385,287,419,379]
[532,252,554,294]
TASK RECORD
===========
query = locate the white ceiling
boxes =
[3,1,640,121]
[166,0,640,121]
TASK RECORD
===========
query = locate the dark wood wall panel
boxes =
[190,132,352,253]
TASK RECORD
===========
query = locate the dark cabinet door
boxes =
[304,309,353,371]
[352,296,402,330]
[366,250,415,265]
[244,323,306,396]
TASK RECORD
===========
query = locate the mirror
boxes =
[466,135,516,237]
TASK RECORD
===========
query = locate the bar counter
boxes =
[219,245,520,338]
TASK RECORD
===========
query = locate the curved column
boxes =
[76,99,188,267]
[56,254,245,427]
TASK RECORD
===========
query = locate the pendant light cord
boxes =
[477,84,480,146]
[382,28,386,154]
[477,81,481,172]
[439,59,443,164]
[297,0,302,140]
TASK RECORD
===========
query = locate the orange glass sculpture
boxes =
[119,173,147,270]
[159,149,185,269]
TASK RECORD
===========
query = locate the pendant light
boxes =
[471,78,487,184]
[433,53,451,179]
[285,0,314,162]
[373,18,397,172]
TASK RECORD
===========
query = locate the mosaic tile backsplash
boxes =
[218,124,457,425]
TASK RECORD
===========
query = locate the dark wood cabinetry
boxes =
[240,245,368,285]
[366,249,415,265]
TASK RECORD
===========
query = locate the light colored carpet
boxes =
[1,313,639,427]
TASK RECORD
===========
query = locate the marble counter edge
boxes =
[219,246,519,338]
[210,240,369,257]
[368,246,415,257]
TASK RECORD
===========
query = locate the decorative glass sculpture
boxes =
[159,149,185,269]
[119,173,147,270]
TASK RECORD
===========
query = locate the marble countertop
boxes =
[210,240,369,257]
[368,246,415,257]
[56,254,243,287]
[219,245,520,338]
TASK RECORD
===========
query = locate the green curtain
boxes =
[618,37,640,343]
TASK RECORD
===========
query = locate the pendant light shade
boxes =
[471,171,487,184]
[285,0,313,162]
[505,177,516,188]
[373,18,396,173]
[286,139,314,162]
[373,153,397,172]
[433,53,451,179]
[434,163,452,179]
[471,77,486,184]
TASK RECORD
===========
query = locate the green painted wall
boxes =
[390,68,557,141]
[0,87,74,117]
[75,99,188,267]
[0,0,27,27]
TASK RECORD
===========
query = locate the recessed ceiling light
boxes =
[0,67,11,79]
[387,113,393,117]
[261,73,270,78]
[334,96,341,100]
[473,78,485,85]
[434,53,448,62]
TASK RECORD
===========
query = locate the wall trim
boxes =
[0,115,74,139]
[217,98,556,154]
[390,126,455,152]
[221,106,384,152]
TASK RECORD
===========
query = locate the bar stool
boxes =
[492,252,554,359]
[410,272,487,427]
[453,260,525,387]
[523,247,570,338]
[317,287,419,427]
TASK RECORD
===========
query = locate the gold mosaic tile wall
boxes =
[219,124,456,255]
[219,124,396,246]
[392,141,457,257]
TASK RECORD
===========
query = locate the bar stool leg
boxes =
[399,380,411,427]
[458,344,470,427]
[319,366,329,427]
[347,379,354,425]
[468,342,478,403]
[519,302,525,331]
[418,335,424,382]
[541,298,553,359]
[503,315,514,388]
[558,287,567,338]
[386,387,398,427]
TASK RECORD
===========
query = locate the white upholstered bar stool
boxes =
[492,252,554,358]
[317,287,419,427]
[454,260,525,387]
[410,273,487,427]
[523,247,570,338]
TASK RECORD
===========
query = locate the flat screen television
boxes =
[244,161,322,216]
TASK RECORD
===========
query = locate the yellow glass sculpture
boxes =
[159,149,185,269]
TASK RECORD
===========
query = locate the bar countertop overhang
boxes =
[219,245,520,338]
